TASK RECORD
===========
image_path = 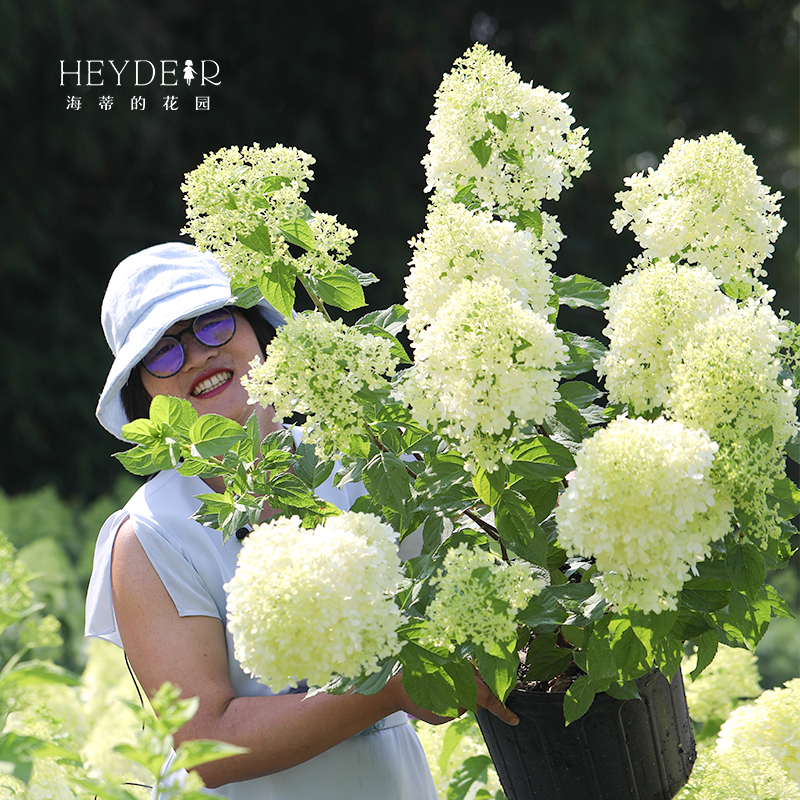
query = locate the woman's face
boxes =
[140,310,281,434]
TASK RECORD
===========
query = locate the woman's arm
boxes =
[111,521,516,788]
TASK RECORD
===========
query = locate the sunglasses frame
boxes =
[142,307,237,378]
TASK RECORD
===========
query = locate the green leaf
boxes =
[355,305,408,335]
[438,715,476,774]
[171,739,249,772]
[278,218,317,250]
[399,641,462,716]
[485,111,508,132]
[766,476,800,520]
[726,588,772,649]
[563,675,596,724]
[508,207,543,237]
[494,491,548,567]
[257,261,296,320]
[363,451,413,510]
[113,444,162,476]
[294,442,335,489]
[546,400,590,445]
[500,147,525,169]
[474,638,519,703]
[470,134,493,168]
[0,660,81,693]
[557,332,607,378]
[237,222,274,255]
[189,415,247,458]
[229,279,265,309]
[447,755,493,800]
[691,630,719,679]
[553,274,610,310]
[610,626,649,679]
[725,543,767,599]
[471,465,507,507]
[524,633,574,681]
[558,380,603,409]
[120,416,160,445]
[311,268,366,311]
[509,436,575,481]
[786,432,800,464]
[149,395,197,438]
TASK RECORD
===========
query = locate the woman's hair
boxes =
[120,305,276,424]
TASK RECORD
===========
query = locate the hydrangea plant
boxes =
[117,44,799,725]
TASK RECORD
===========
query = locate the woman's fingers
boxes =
[475,680,519,726]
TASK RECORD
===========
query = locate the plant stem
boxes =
[463,508,509,562]
[298,276,333,322]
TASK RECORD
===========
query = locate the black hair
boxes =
[120,305,277,424]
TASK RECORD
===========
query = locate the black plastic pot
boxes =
[475,670,696,800]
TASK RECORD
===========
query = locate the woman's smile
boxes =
[191,369,234,398]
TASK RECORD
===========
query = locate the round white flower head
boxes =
[597,260,735,413]
[611,132,785,287]
[425,543,547,652]
[678,743,800,800]
[555,416,733,614]
[398,277,568,473]
[404,201,556,336]
[182,143,357,285]
[225,512,404,691]
[242,312,399,458]
[681,644,761,725]
[668,301,798,540]
[423,44,590,218]
[716,679,800,786]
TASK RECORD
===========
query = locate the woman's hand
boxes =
[385,671,519,727]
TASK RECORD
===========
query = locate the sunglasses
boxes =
[142,307,237,377]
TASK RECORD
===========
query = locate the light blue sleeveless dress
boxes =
[85,448,437,800]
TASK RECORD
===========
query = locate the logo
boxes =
[59,60,221,87]
[60,59,221,112]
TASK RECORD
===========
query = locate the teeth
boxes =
[192,371,233,397]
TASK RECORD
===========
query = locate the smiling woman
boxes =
[86,241,517,799]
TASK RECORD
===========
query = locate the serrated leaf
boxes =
[524,633,574,682]
[558,380,602,409]
[563,675,596,724]
[237,222,274,255]
[766,476,800,520]
[553,274,610,310]
[471,465,507,507]
[311,268,366,311]
[171,739,249,772]
[257,261,296,320]
[495,491,548,567]
[509,436,575,481]
[474,638,519,703]
[278,218,317,250]
[148,395,197,438]
[355,304,408,335]
[508,207,543,237]
[363,451,413,510]
[113,445,161,476]
[500,146,525,169]
[690,630,719,679]
[725,543,766,598]
[485,110,508,132]
[557,332,607,378]
[470,134,492,168]
[189,415,247,458]
[294,442,336,489]
[447,755,493,800]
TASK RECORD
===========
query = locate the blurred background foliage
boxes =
[0,0,797,680]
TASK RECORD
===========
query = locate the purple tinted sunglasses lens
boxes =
[194,308,236,346]
[143,340,184,376]
[142,308,236,377]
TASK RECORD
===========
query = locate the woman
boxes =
[86,242,517,798]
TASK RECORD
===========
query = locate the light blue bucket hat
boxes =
[96,242,286,440]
